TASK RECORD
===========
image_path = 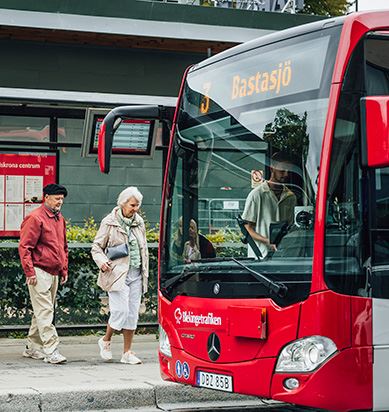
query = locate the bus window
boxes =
[324,38,366,295]
[365,33,389,96]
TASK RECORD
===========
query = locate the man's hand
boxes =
[26,276,37,286]
[60,274,68,285]
[269,243,277,252]
[264,238,277,252]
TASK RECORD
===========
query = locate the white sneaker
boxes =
[43,349,67,364]
[120,351,142,364]
[23,347,45,360]
[98,337,112,361]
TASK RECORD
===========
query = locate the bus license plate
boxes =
[196,371,233,392]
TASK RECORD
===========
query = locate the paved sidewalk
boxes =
[0,334,275,411]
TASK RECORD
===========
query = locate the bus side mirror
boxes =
[98,105,174,174]
[361,96,389,168]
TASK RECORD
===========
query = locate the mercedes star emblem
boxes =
[207,333,221,361]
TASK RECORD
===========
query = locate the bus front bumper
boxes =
[159,347,275,398]
[160,346,372,412]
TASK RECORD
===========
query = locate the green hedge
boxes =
[0,245,158,326]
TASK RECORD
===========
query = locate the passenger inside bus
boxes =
[242,151,297,258]
[172,217,216,263]
[182,219,201,263]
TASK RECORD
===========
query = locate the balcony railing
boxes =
[146,0,304,13]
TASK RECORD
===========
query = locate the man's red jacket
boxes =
[18,205,68,278]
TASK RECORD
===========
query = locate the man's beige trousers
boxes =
[27,267,59,355]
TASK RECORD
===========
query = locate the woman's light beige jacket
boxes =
[91,207,149,293]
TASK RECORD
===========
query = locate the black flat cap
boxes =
[43,184,68,197]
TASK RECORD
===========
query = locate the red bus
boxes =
[98,11,389,412]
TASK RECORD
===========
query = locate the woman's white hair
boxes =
[117,186,143,207]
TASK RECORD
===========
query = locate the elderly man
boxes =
[18,183,68,364]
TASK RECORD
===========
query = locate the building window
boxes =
[0,116,50,142]
[58,118,84,144]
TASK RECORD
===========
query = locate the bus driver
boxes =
[242,151,296,258]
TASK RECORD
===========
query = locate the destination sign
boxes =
[187,35,330,115]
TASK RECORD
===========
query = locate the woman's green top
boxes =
[117,209,141,269]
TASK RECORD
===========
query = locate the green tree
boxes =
[300,0,351,16]
[263,108,309,160]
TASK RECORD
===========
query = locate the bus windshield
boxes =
[162,26,341,305]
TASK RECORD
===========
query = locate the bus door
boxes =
[367,163,389,410]
[368,163,389,410]
[362,32,389,410]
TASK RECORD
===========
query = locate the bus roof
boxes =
[189,15,345,74]
[190,11,389,75]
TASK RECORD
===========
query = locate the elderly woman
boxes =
[91,186,148,364]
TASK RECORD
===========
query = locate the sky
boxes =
[351,0,389,11]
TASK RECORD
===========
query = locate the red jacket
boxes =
[18,205,68,278]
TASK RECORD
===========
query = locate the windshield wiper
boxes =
[162,257,255,290]
[162,258,288,298]
[195,257,255,263]
[162,265,203,290]
[229,257,287,298]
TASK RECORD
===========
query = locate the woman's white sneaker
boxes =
[120,351,142,364]
[98,337,113,361]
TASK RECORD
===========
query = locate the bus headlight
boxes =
[159,326,172,357]
[275,336,337,373]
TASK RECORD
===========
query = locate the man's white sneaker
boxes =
[98,337,112,361]
[43,349,67,364]
[120,351,142,364]
[22,347,45,360]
